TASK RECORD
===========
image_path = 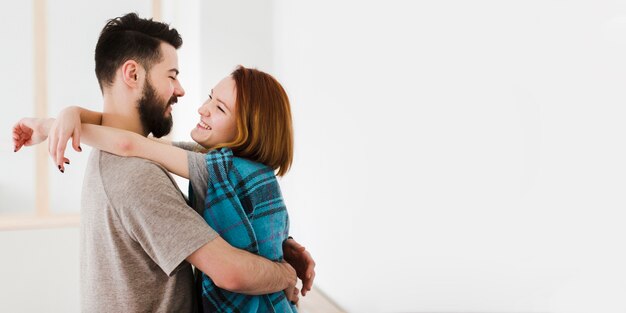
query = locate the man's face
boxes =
[138,42,185,137]
[138,78,175,138]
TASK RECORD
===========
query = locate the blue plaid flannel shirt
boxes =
[191,148,297,312]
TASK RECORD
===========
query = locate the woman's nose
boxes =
[198,104,211,116]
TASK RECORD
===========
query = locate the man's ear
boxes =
[120,60,142,88]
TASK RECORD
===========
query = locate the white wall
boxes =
[0,0,35,214]
[272,1,626,312]
[0,228,79,312]
[5,1,626,312]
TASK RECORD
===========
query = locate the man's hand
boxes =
[284,284,300,305]
[283,238,316,296]
[48,107,83,172]
[12,118,54,152]
[279,260,299,305]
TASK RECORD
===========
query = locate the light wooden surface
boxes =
[33,0,49,216]
[298,285,346,313]
[0,214,80,230]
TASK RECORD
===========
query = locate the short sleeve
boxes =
[103,157,218,276]
[185,149,234,216]
[186,151,210,214]
[172,141,200,151]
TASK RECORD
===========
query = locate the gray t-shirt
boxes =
[80,150,218,313]
[172,141,209,213]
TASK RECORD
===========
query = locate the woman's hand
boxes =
[12,117,54,151]
[283,238,316,296]
[48,107,83,171]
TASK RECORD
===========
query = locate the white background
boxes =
[2,1,626,312]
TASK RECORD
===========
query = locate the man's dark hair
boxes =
[94,13,182,90]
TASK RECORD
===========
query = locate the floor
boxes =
[297,285,346,313]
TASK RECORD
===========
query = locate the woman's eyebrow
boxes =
[211,89,231,111]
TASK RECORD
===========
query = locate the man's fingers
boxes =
[293,287,300,304]
[302,252,315,296]
[303,270,315,296]
[301,284,309,296]
[289,239,306,250]
[284,285,299,305]
[302,274,313,295]
[303,250,316,276]
[289,287,300,304]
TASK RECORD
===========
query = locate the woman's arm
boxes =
[49,106,102,169]
[73,106,103,125]
[80,124,190,179]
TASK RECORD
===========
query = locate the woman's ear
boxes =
[120,60,142,88]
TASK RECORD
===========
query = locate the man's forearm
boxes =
[227,246,295,294]
[188,236,296,295]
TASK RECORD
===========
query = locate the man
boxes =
[13,13,314,312]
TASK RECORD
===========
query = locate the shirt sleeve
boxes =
[186,151,210,215]
[172,141,200,151]
[104,158,218,276]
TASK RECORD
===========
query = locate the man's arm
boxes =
[187,236,296,294]
[108,157,297,297]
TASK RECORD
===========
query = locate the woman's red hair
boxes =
[216,66,293,176]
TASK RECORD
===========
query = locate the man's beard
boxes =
[138,79,177,138]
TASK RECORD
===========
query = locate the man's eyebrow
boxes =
[168,68,179,75]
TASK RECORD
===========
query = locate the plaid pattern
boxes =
[194,148,297,313]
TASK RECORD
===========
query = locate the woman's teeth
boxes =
[198,121,211,130]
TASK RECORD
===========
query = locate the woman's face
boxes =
[190,76,238,149]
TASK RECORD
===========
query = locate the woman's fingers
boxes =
[72,127,82,152]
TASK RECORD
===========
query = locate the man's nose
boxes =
[174,81,185,97]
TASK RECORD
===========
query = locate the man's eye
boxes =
[169,76,176,80]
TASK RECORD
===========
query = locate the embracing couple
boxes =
[13,13,315,313]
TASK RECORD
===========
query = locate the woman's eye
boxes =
[218,107,225,113]
[208,95,213,100]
